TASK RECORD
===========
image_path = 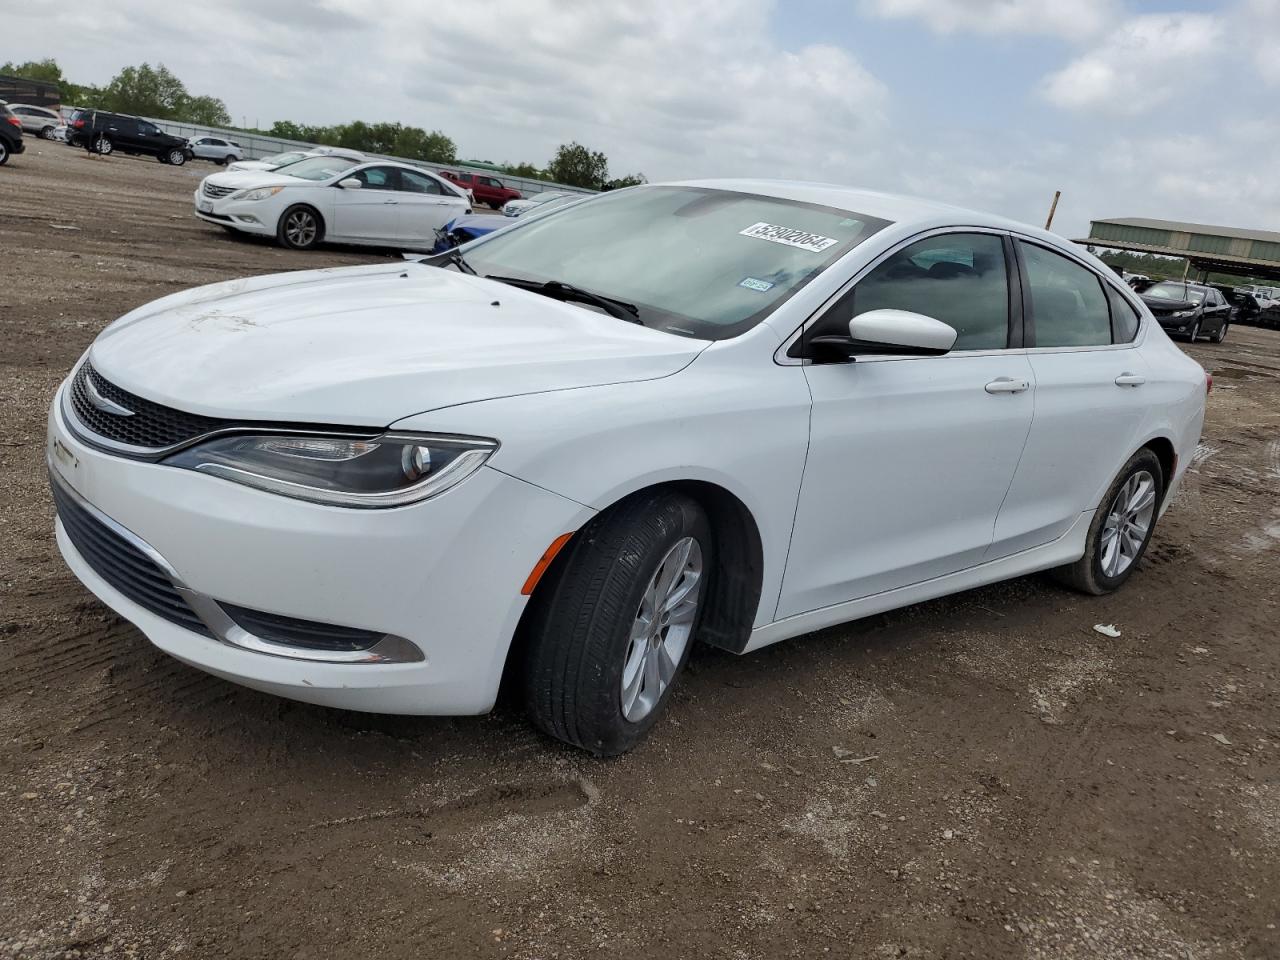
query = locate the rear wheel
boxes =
[93,135,113,155]
[277,205,323,250]
[522,491,712,756]
[1052,449,1163,595]
[1213,321,1229,343]
[39,125,55,140]
[223,154,236,165]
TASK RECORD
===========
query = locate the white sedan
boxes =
[194,156,469,250]
[50,180,1207,755]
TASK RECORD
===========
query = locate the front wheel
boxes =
[1186,320,1201,342]
[1052,449,1163,595]
[166,148,187,165]
[522,491,712,756]
[277,205,323,250]
[0,141,8,165]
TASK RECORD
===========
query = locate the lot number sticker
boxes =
[739,222,839,253]
[739,277,775,292]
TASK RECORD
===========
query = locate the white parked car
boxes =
[7,103,62,139]
[503,191,572,217]
[188,135,244,164]
[194,156,469,250]
[49,180,1208,755]
[226,147,365,174]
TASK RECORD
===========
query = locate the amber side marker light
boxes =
[521,532,575,596]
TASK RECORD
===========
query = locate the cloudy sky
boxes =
[8,0,1280,236]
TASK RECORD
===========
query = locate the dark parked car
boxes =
[65,110,193,165]
[0,103,25,165]
[1139,281,1231,343]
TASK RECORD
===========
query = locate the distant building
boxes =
[0,74,61,109]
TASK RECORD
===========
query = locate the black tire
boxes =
[276,204,323,250]
[1212,321,1228,343]
[166,148,187,166]
[522,491,713,756]
[0,141,8,166]
[93,135,113,155]
[1051,448,1163,596]
[1185,320,1200,342]
[40,126,55,140]
[223,154,236,165]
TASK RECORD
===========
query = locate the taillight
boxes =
[72,119,85,128]
[5,116,20,129]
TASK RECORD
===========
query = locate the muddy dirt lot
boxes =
[2,145,1279,960]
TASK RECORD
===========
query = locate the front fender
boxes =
[391,335,812,629]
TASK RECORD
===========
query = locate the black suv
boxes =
[0,102,25,165]
[66,110,193,165]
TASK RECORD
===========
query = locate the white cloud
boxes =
[859,0,1118,39]
[1243,0,1280,83]
[1040,13,1225,114]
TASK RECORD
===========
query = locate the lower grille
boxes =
[51,476,211,637]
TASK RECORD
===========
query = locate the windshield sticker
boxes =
[739,222,839,252]
[739,277,775,292]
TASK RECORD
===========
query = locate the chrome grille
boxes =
[202,182,236,199]
[68,364,232,454]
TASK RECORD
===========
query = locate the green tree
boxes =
[394,127,456,164]
[603,172,647,191]
[547,141,609,189]
[100,63,187,117]
[183,94,231,127]
[505,162,546,180]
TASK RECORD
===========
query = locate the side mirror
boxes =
[337,178,362,190]
[809,309,957,360]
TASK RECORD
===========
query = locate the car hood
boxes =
[202,169,312,190]
[87,263,708,426]
[1140,297,1197,313]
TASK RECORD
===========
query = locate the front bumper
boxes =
[47,380,592,714]
[1155,315,1198,335]
[192,187,277,236]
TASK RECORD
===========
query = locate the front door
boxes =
[777,231,1035,618]
[331,165,402,243]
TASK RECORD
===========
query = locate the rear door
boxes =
[103,115,140,150]
[330,165,402,243]
[394,168,468,245]
[776,230,1036,617]
[990,240,1150,556]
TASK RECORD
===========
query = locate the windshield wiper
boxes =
[486,276,642,324]
[420,247,476,275]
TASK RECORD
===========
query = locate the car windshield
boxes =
[276,156,358,181]
[264,151,307,166]
[1144,282,1205,303]
[455,185,891,339]
[529,192,567,206]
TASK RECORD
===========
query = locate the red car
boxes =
[441,170,522,209]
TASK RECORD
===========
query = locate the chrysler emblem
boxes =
[85,375,135,417]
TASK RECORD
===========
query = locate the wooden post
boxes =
[1044,190,1062,230]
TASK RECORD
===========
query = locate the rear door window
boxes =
[1018,241,1112,348]
[398,169,446,195]
[1105,284,1140,343]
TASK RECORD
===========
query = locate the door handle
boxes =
[1114,373,1146,387]
[383,199,398,204]
[985,377,1030,394]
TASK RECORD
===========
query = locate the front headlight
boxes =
[1171,309,1196,318]
[164,432,498,508]
[236,185,285,201]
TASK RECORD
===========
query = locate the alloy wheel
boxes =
[1100,469,1156,578]
[620,536,703,722]
[285,210,317,247]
